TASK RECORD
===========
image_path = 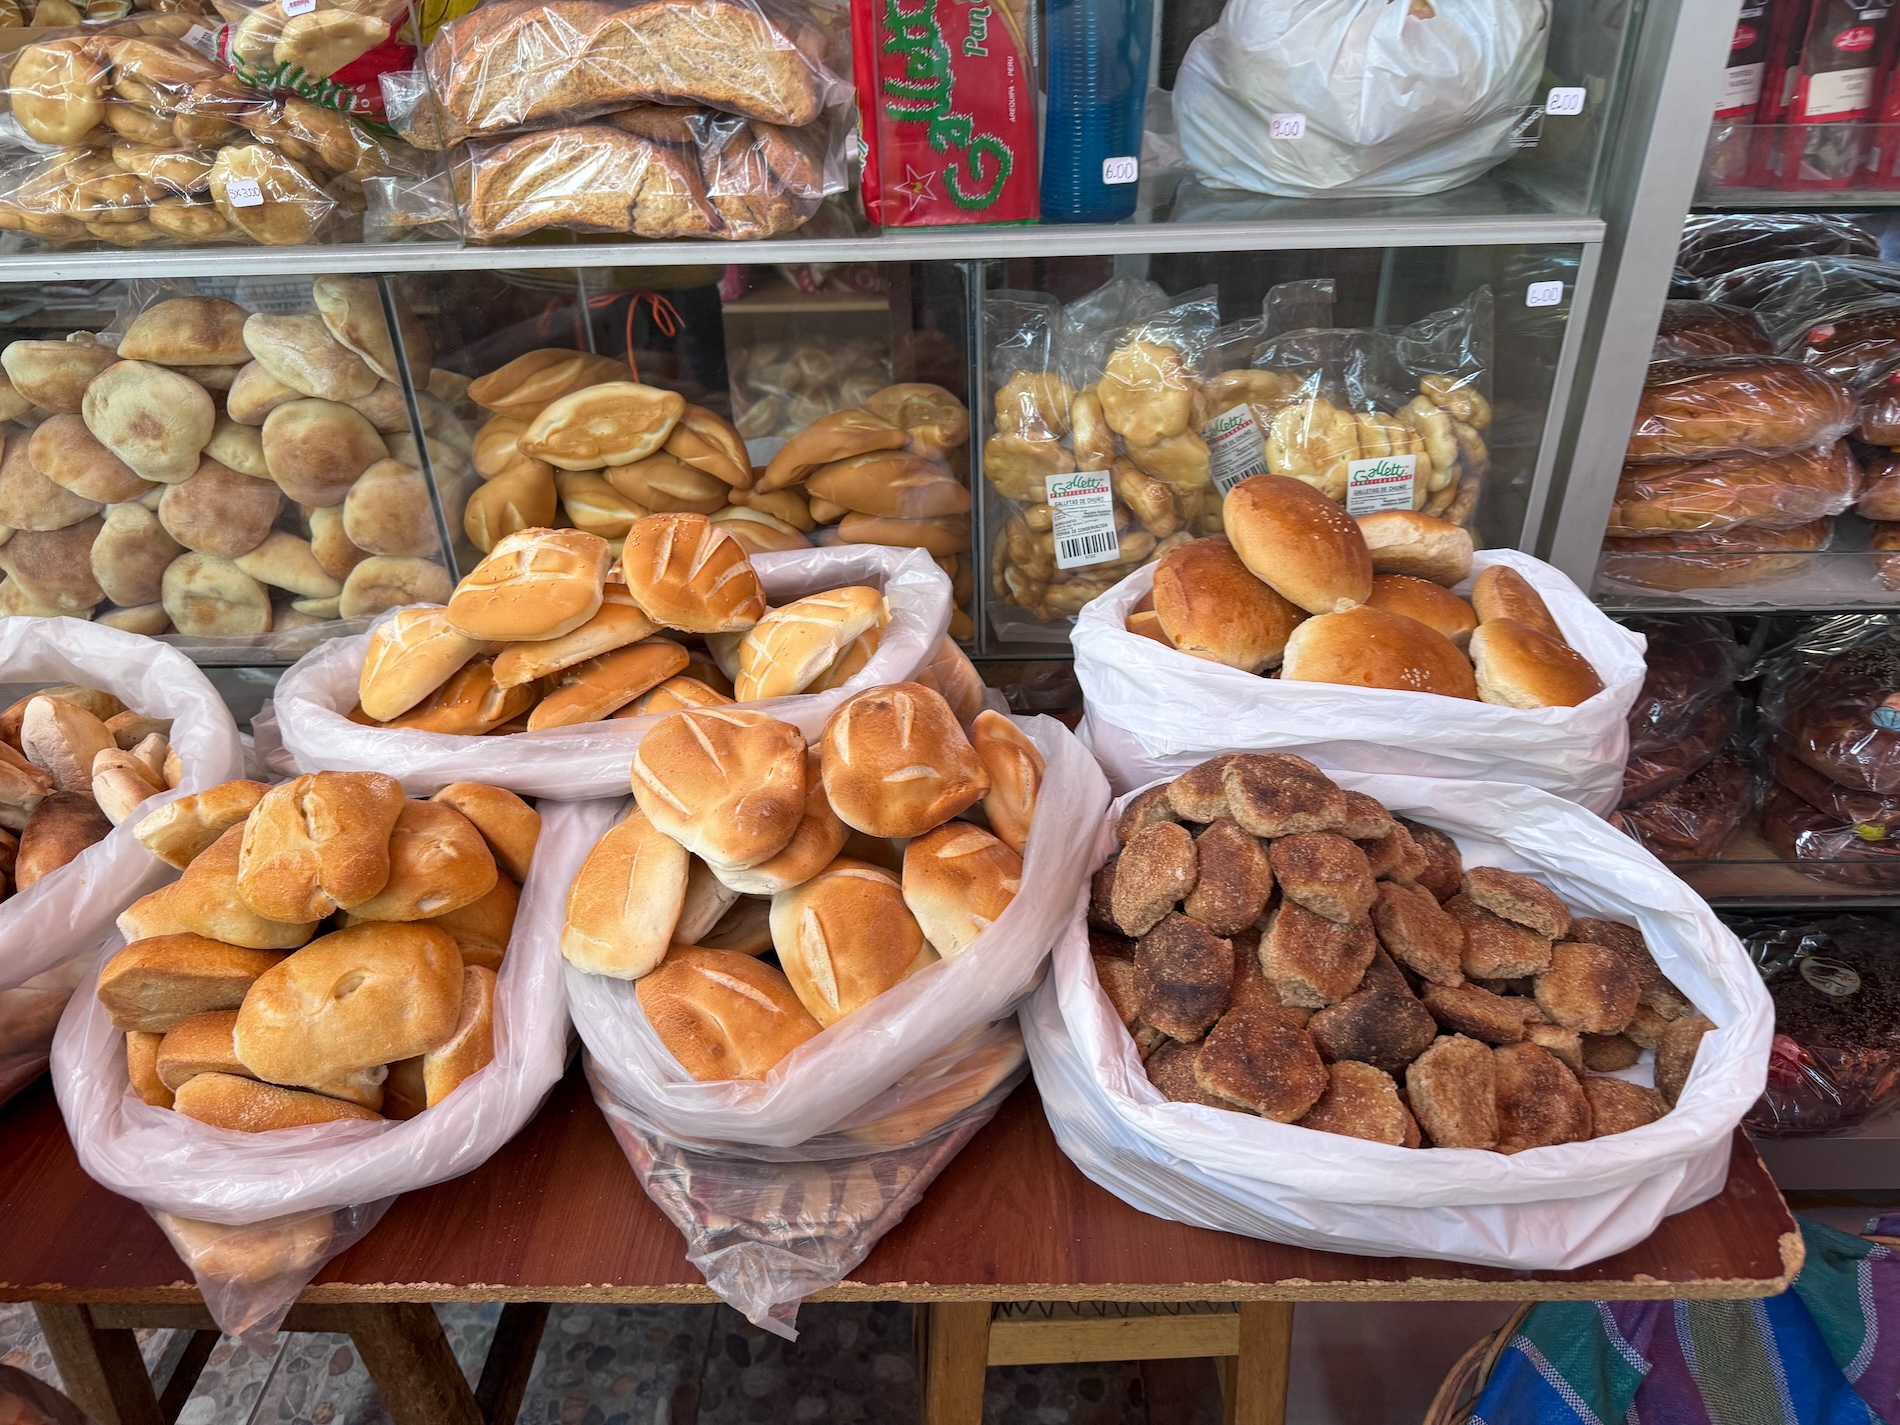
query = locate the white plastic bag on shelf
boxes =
[0,619,245,1109]
[266,545,953,799]
[569,716,1109,1332]
[49,797,581,1340]
[1074,548,1646,813]
[1024,771,1775,1269]
[1173,0,1549,198]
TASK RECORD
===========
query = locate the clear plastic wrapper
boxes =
[730,336,890,440]
[1858,376,1900,447]
[1624,690,1740,806]
[1769,735,1900,828]
[1626,356,1856,464]
[1779,295,1900,393]
[1598,517,1836,592]
[1676,214,1880,282]
[1619,614,1746,806]
[1612,745,1755,861]
[1759,615,1900,794]
[1649,300,1772,359]
[208,0,413,120]
[1761,782,1900,886]
[1703,257,1900,348]
[1607,442,1860,534]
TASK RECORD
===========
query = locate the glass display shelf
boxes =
[1661,828,1900,909]
[1593,518,1900,615]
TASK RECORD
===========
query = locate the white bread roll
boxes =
[709,750,848,896]
[1470,566,1565,643]
[901,822,1022,959]
[380,657,534,735]
[154,1011,386,1109]
[734,587,885,701]
[525,638,689,731]
[21,694,116,794]
[97,934,286,1033]
[347,799,498,921]
[1151,535,1305,673]
[806,623,882,695]
[560,805,688,980]
[490,591,658,687]
[238,771,406,923]
[134,778,271,868]
[1224,474,1373,614]
[819,682,990,839]
[1365,574,1478,650]
[127,1030,171,1108]
[171,824,320,950]
[1469,619,1605,709]
[620,675,735,717]
[445,526,611,642]
[630,708,806,869]
[700,895,773,955]
[769,857,935,1027]
[93,748,161,824]
[428,782,539,884]
[423,965,496,1107]
[358,607,488,723]
[173,1073,383,1131]
[969,710,1042,857]
[519,381,684,470]
[618,513,767,633]
[1355,511,1474,586]
[634,946,822,1080]
[1279,605,1479,701]
[118,882,188,942]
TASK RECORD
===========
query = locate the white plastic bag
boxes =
[0,619,246,1107]
[49,797,580,1340]
[1023,770,1775,1269]
[266,545,954,798]
[1075,549,1646,813]
[1173,0,1548,198]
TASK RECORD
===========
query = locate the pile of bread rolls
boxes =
[1094,754,1712,1150]
[1122,475,1606,710]
[0,283,471,642]
[0,683,179,901]
[563,679,1043,1082]
[98,771,537,1130]
[730,337,891,441]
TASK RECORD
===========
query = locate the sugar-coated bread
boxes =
[1223,474,1373,614]
[635,946,822,1081]
[1404,1033,1497,1149]
[173,1073,383,1132]
[347,799,498,922]
[423,965,496,1108]
[708,750,848,896]
[97,934,286,1034]
[358,607,488,723]
[429,783,539,884]
[1365,574,1477,650]
[238,771,406,922]
[234,922,464,1085]
[618,513,767,633]
[1280,606,1479,700]
[735,587,885,701]
[1299,1060,1419,1145]
[1493,1041,1593,1153]
[490,594,658,688]
[631,708,806,869]
[1354,511,1474,586]
[901,822,1022,959]
[1469,566,1563,642]
[15,791,110,887]
[526,638,690,731]
[770,857,934,1027]
[970,710,1042,857]
[1468,619,1605,709]
[447,527,611,642]
[169,824,320,950]
[560,805,688,980]
[820,682,990,838]
[1151,535,1305,673]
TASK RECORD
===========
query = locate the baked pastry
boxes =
[237,771,406,922]
[1353,511,1473,586]
[1649,300,1772,359]
[770,857,932,1026]
[618,512,766,633]
[1607,444,1859,535]
[1769,739,1900,830]
[1298,1060,1419,1145]
[1469,620,1605,709]
[1279,606,1479,701]
[631,707,806,868]
[1364,575,1477,649]
[1180,817,1273,936]
[1614,750,1751,861]
[1492,1042,1592,1153]
[560,805,689,979]
[1223,474,1372,614]
[1599,518,1832,590]
[1134,911,1234,1039]
[819,682,988,838]
[1193,1006,1328,1121]
[1108,822,1199,937]
[1306,983,1437,1076]
[1404,1034,1497,1149]
[1626,357,1855,463]
[446,527,612,641]
[1150,535,1304,673]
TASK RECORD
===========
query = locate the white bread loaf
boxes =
[734,587,885,701]
[445,526,611,641]
[237,771,406,922]
[969,710,1042,857]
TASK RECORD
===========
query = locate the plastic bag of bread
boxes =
[1625,357,1855,465]
[1704,257,1900,348]
[1676,214,1878,284]
[1781,296,1900,395]
[1612,747,1755,861]
[50,783,576,1339]
[1760,784,1900,887]
[1605,443,1861,535]
[1597,518,1835,593]
[1618,614,1745,807]
[1020,765,1772,1269]
[1649,301,1771,360]
[565,712,1109,1331]
[266,542,954,799]
[0,619,243,1110]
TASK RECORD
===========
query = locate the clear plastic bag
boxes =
[1762,783,1900,885]
[1624,686,1741,807]
[1612,745,1755,861]
[1626,357,1856,464]
[1779,295,1900,394]
[1606,443,1860,535]
[1759,615,1900,795]
[1597,517,1835,593]
[1703,257,1900,348]
[1676,214,1880,283]
[1650,300,1772,360]
[1171,0,1547,198]
[207,0,414,121]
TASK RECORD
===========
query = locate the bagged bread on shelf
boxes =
[1617,614,1746,807]
[1022,763,1772,1268]
[1612,747,1755,862]
[1759,784,1900,887]
[1597,517,1835,593]
[1606,443,1860,535]
[1676,214,1879,284]
[1625,357,1855,464]
[1649,300,1772,360]
[1759,615,1900,796]
[729,335,890,440]
[1703,256,1900,349]
[51,776,573,1339]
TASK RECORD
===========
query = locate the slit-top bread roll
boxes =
[446,526,612,642]
[734,586,885,701]
[901,822,1022,959]
[819,682,990,839]
[358,607,489,723]
[560,804,689,980]
[969,710,1042,856]
[617,512,767,633]
[630,707,807,869]
[769,857,935,1027]
[237,771,406,923]
[635,945,822,1081]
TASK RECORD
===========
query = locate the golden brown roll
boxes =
[526,638,690,730]
[617,513,767,633]
[346,799,498,922]
[28,414,154,504]
[759,409,906,492]
[237,771,406,922]
[1223,474,1373,614]
[631,707,807,869]
[127,1030,172,1108]
[970,710,1042,857]
[734,587,885,701]
[834,512,972,557]
[381,657,535,735]
[429,782,539,884]
[1608,444,1860,535]
[805,450,971,518]
[706,749,848,895]
[1365,574,1477,650]
[490,592,658,688]
[819,682,990,838]
[97,934,286,1034]
[1598,519,1831,590]
[770,857,934,1026]
[1151,535,1305,674]
[1469,619,1605,709]
[173,1073,384,1131]
[519,381,685,470]
[901,822,1022,958]
[664,404,752,490]
[358,608,488,723]
[423,873,519,970]
[468,349,632,420]
[423,965,496,1107]
[82,360,215,485]
[635,946,822,1080]
[1354,511,1474,586]
[1279,606,1479,700]
[1627,357,1854,463]
[168,824,319,950]
[560,804,690,979]
[446,526,612,642]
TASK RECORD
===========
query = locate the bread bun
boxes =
[347,799,498,921]
[381,657,535,735]
[358,608,488,723]
[634,946,822,1080]
[423,965,496,1107]
[560,804,689,978]
[834,512,971,557]
[82,360,215,485]
[805,450,971,518]
[901,822,1022,958]
[1280,606,1478,700]
[631,708,806,869]
[465,458,559,552]
[1598,519,1830,590]
[621,674,736,717]
[760,409,906,492]
[770,858,933,1026]
[664,405,752,490]
[491,590,658,688]
[1223,474,1373,614]
[238,771,406,922]
[428,782,539,884]
[677,857,742,944]
[1354,511,1474,586]
[422,873,519,970]
[446,527,611,642]
[467,349,632,420]
[1469,619,1604,709]
[29,414,153,504]
[819,682,990,838]
[709,505,809,555]
[618,513,766,633]
[1609,445,1859,535]
[519,381,684,470]
[21,694,116,794]
[526,638,690,731]
[118,882,188,943]
[169,824,319,950]
[970,709,1042,856]
[1150,535,1304,673]
[98,934,286,1033]
[735,587,885,700]
[173,1072,383,1131]
[154,1009,250,1091]
[234,922,464,1084]
[128,1030,172,1108]
[603,451,730,514]
[1365,574,1478,650]
[708,750,848,895]
[1469,566,1563,642]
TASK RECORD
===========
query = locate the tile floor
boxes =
[0,1295,1512,1424]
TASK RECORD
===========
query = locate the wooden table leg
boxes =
[1230,1303,1293,1425]
[919,1302,992,1425]
[473,1303,550,1425]
[156,1331,220,1424]
[31,1304,163,1425]
[340,1303,483,1425]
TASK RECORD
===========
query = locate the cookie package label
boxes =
[1345,452,1418,514]
[1046,469,1118,571]
[852,0,1039,227]
[1800,955,1862,997]
[1203,404,1268,494]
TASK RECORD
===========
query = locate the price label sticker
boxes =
[1101,156,1139,185]
[1345,453,1418,515]
[224,178,264,208]
[1544,86,1586,115]
[282,0,317,13]
[1202,404,1268,494]
[1526,280,1565,308]
[1269,112,1306,140]
[1046,470,1119,570]
[181,22,220,56]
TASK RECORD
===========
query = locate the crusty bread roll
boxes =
[237,771,406,923]
[836,512,972,557]
[358,607,488,723]
[621,674,736,717]
[491,593,658,688]
[769,857,935,1026]
[446,526,611,642]
[429,782,539,884]
[676,857,742,944]
[1150,535,1304,673]
[1468,619,1605,709]
[21,694,115,794]
[735,587,885,701]
[560,805,688,979]
[526,638,690,731]
[665,404,752,490]
[381,657,535,735]
[173,1073,383,1132]
[1224,474,1373,614]
[1354,511,1474,586]
[347,799,498,921]
[1279,606,1479,701]
[631,708,807,869]
[93,748,161,824]
[234,922,464,1085]
[911,636,987,727]
[423,965,496,1107]
[635,945,822,1080]
[805,450,971,518]
[169,824,319,950]
[467,349,633,420]
[901,822,1022,958]
[759,409,906,493]
[128,1030,172,1108]
[156,1009,252,1091]
[708,750,848,895]
[618,513,767,633]
[819,682,990,838]
[519,381,685,470]
[118,882,188,943]
[1469,566,1563,642]
[97,934,286,1034]
[421,874,518,971]
[970,710,1042,857]
[1365,574,1478,650]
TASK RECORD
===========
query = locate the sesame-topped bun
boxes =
[1279,606,1479,700]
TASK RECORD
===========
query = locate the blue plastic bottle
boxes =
[1040,0,1155,222]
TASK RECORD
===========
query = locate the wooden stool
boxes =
[916,1300,1293,1425]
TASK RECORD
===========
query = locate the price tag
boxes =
[1269,112,1306,140]
[1344,453,1418,515]
[181,22,220,57]
[1101,156,1139,185]
[1525,280,1564,308]
[1201,404,1268,494]
[1544,86,1586,115]
[224,178,264,208]
[282,0,317,13]
[1046,470,1119,570]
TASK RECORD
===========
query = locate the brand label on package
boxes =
[1344,453,1417,514]
[181,23,222,57]
[223,178,264,208]
[1046,470,1119,569]
[1800,956,1862,997]
[1203,404,1269,494]
[1722,60,1766,112]
[1802,65,1875,119]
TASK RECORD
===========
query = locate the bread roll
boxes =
[1365,574,1477,650]
[603,451,730,515]
[635,946,822,1080]
[1224,475,1373,614]
[1609,445,1859,535]
[347,799,498,921]
[29,414,154,504]
[805,450,971,518]
[708,750,848,895]
[128,1030,172,1108]
[618,513,766,633]
[381,657,534,735]
[307,504,366,581]
[154,1009,250,1091]
[20,694,115,794]
[620,674,736,717]
[902,822,1021,958]
[1627,357,1853,462]
[97,934,285,1033]
[468,349,632,420]
[1355,511,1474,586]
[2,336,116,414]
[235,922,463,1084]
[342,459,438,558]
[120,296,250,367]
[1151,535,1304,673]
[338,555,453,619]
[133,778,268,867]
[423,965,496,1107]
[14,788,108,886]
[677,856,742,944]
[89,502,181,609]
[422,873,518,970]
[1280,606,1479,700]
[162,553,272,638]
[358,607,488,723]
[770,857,934,1026]
[158,456,280,560]
[429,782,539,884]
[1469,566,1563,642]
[1468,619,1604,709]
[313,274,431,386]
[970,710,1042,856]
[169,823,319,949]
[173,1073,384,1131]
[93,748,160,823]
[446,526,611,641]
[735,587,885,700]
[526,638,689,730]
[0,516,103,613]
[759,409,906,492]
[242,312,379,404]
[560,805,688,979]
[0,739,53,833]
[226,360,299,425]
[835,512,971,557]
[555,470,647,540]
[82,360,215,484]
[238,771,406,922]
[630,708,806,869]
[118,882,188,943]
[0,433,101,535]
[464,459,558,551]
[233,532,341,601]
[1599,520,1830,590]
[819,682,990,838]
[97,603,171,636]
[914,637,986,726]
[519,382,684,470]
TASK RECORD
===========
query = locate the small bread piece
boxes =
[21,695,117,795]
[380,657,534,735]
[154,1010,252,1092]
[711,751,849,897]
[901,821,1022,958]
[1145,1039,1232,1108]
[1355,511,1475,586]
[1194,1006,1328,1121]
[1493,1042,1593,1153]
[1299,1060,1418,1145]
[468,349,632,420]
[519,382,683,470]
[1534,940,1640,1034]
[127,1031,172,1108]
[636,946,822,1080]
[1165,753,1243,822]
[358,608,488,723]
[618,512,766,633]
[971,711,1043,858]
[1133,911,1234,1040]
[118,883,187,943]
[1221,753,1348,838]
[771,858,933,1027]
[1421,981,1528,1044]
[1585,1076,1664,1136]
[1341,791,1395,841]
[1470,619,1605,710]
[1360,821,1426,883]
[82,360,215,484]
[1524,1023,1584,1076]
[1569,917,1689,1019]
[424,966,496,1107]
[1269,833,1375,924]
[97,935,285,1033]
[1151,535,1305,673]
[1307,987,1438,1075]
[1365,575,1478,650]
[428,783,539,885]
[174,1073,382,1132]
[238,771,406,922]
[1111,821,1198,937]
[1399,818,1463,902]
[1228,934,1301,1024]
[426,874,519,970]
[1280,606,1480,701]
[819,682,990,839]
[1463,867,1571,941]
[169,825,318,950]
[1088,861,1120,931]
[447,527,611,642]
[1655,1013,1715,1107]
[1581,1033,1643,1071]
[632,708,806,869]
[1445,895,1552,979]
[1405,1034,1498,1149]
[1224,474,1373,614]
[1258,902,1377,1008]
[560,806,688,979]
[735,587,884,700]
[1182,818,1274,935]
[1470,566,1563,642]
[347,799,498,922]
[1370,881,1465,986]
[15,791,110,887]
[93,749,161,824]
[527,639,690,730]
[1117,785,1180,844]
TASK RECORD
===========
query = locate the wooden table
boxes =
[0,1068,1804,1425]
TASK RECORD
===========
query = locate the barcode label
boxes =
[1045,469,1119,571]
[1202,403,1268,494]
[1058,529,1118,561]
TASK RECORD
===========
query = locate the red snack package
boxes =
[1764,0,1894,189]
